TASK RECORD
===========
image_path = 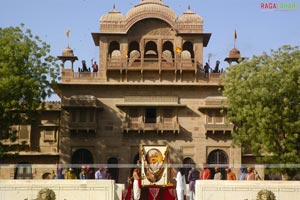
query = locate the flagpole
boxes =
[66,29,70,47]
[234,30,237,48]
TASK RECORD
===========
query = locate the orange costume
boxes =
[200,168,211,180]
[226,168,236,180]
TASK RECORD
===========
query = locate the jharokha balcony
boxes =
[122,121,180,134]
[106,57,197,72]
[60,57,223,84]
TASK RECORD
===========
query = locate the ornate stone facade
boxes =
[0,0,247,183]
[58,0,240,183]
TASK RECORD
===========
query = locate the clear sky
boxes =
[1,0,300,100]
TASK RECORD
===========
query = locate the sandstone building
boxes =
[1,0,249,182]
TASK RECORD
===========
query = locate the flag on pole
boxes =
[234,30,237,40]
[66,29,70,37]
[175,46,182,54]
[234,30,237,48]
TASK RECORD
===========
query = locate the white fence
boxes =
[0,180,124,200]
[196,180,300,200]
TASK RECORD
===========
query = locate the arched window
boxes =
[14,162,32,179]
[183,157,195,183]
[163,41,174,58]
[109,41,120,56]
[207,149,228,180]
[107,157,119,183]
[129,41,140,54]
[183,41,194,59]
[144,41,158,59]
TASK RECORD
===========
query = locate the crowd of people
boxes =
[43,165,112,180]
[173,164,262,200]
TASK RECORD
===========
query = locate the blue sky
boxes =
[1,0,300,99]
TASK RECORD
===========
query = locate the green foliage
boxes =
[223,45,300,177]
[0,25,59,157]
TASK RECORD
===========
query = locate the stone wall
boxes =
[196,180,300,200]
[0,180,124,200]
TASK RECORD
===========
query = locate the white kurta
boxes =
[176,171,186,200]
[133,179,141,200]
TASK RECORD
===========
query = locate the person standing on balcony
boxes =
[92,61,98,73]
[213,60,220,73]
[204,62,211,78]
[82,60,89,72]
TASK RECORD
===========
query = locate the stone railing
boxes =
[0,180,124,200]
[195,180,300,200]
[124,96,178,103]
[122,122,180,133]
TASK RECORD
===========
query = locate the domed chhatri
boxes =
[225,47,244,64]
[58,46,78,69]
[229,48,241,58]
[125,0,177,25]
[177,6,203,24]
[100,5,125,22]
[62,46,74,57]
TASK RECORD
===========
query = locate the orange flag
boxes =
[175,46,182,53]
[66,29,70,37]
[234,30,237,40]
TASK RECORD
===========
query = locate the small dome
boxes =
[177,7,203,24]
[100,6,125,22]
[62,46,74,57]
[229,48,241,58]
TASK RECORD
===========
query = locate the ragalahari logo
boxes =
[261,2,298,10]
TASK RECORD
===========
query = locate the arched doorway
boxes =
[183,157,195,183]
[107,157,119,183]
[14,162,32,179]
[207,149,228,180]
[71,148,94,177]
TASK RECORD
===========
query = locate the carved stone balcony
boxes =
[69,122,97,132]
[158,122,180,133]
[62,95,102,109]
[122,121,180,133]
[106,58,198,72]
[204,123,234,134]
